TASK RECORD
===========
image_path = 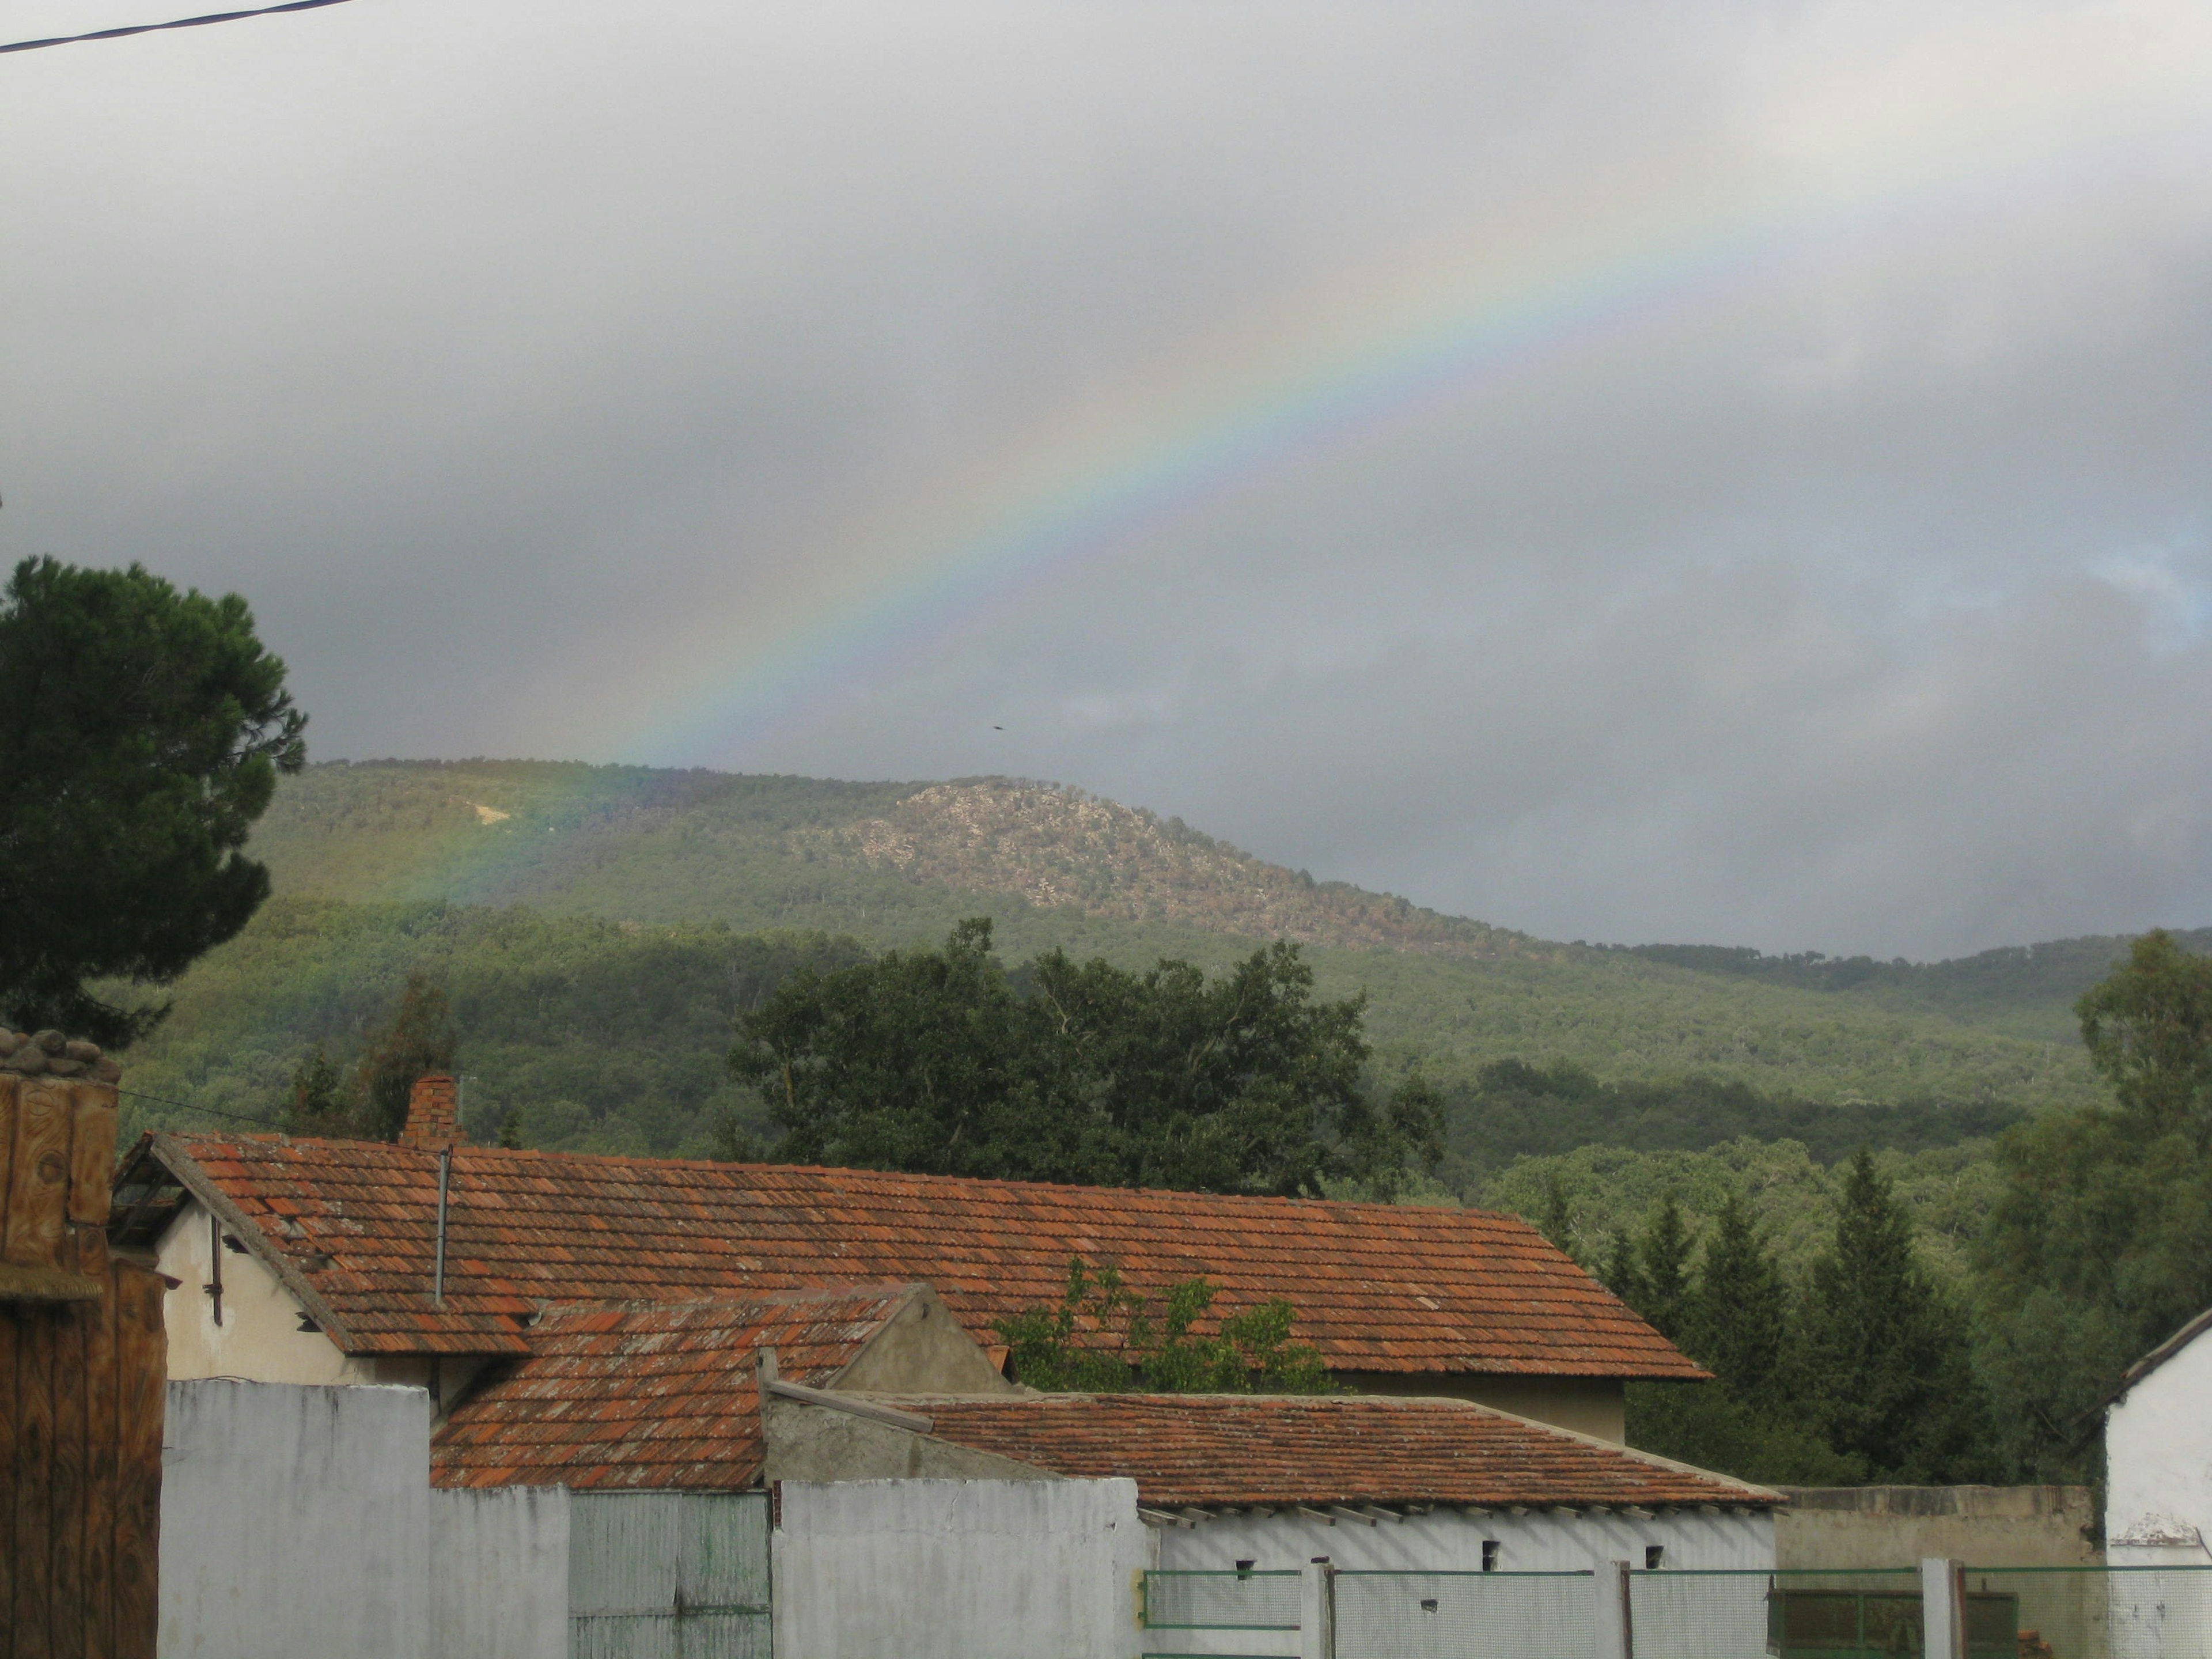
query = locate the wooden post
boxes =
[5,1080,72,1269]
[110,1263,164,1659]
[50,1299,88,1658]
[16,1306,54,1659]
[1,1304,18,1659]
[80,1234,116,1659]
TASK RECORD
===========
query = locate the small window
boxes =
[297,1314,321,1334]
[1645,1545,1665,1571]
[221,1234,248,1255]
[1234,1559,1255,1580]
[1481,1540,1500,1573]
[1420,1598,1440,1613]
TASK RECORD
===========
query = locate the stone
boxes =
[5,1043,47,1074]
[92,1058,122,1083]
[33,1029,65,1054]
[63,1039,101,1062]
[0,1029,18,1055]
[46,1057,85,1078]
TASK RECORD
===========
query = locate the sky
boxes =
[3,1,2209,960]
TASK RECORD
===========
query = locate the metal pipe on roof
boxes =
[433,1146,450,1308]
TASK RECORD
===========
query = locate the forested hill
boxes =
[111,759,2137,1157]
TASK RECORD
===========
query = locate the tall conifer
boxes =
[1638,1195,1694,1342]
[1689,1190,1788,1404]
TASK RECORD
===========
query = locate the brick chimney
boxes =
[399,1074,465,1150]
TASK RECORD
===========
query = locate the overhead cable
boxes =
[2,0,354,56]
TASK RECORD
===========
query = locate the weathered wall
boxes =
[774,1478,1151,1659]
[2,1066,165,1659]
[2108,1329,2212,1562]
[764,1392,1059,1484]
[830,1286,1018,1395]
[158,1380,431,1659]
[1154,1502,1775,1575]
[155,1199,372,1387]
[1777,1486,2101,1569]
[1334,1371,1628,1444]
[428,1487,570,1659]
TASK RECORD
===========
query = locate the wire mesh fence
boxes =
[1332,1569,1596,1659]
[1634,1566,1927,1659]
[1143,1568,1304,1632]
[1965,1565,2212,1659]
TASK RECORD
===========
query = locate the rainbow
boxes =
[625,24,2212,767]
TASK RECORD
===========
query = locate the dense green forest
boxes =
[103,757,2212,1489]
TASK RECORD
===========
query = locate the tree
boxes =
[728,919,1442,1196]
[992,1257,1334,1393]
[352,972,458,1141]
[1535,1171,1577,1256]
[282,1043,347,1137]
[1637,1194,1695,1343]
[2077,930,2212,1148]
[0,556,306,1045]
[1798,1151,1987,1482]
[1687,1190,1789,1406]
[1601,1228,1644,1311]
[1974,933,2212,1479]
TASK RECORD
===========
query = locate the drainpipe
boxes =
[433,1145,451,1308]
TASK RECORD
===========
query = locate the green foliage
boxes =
[283,1043,346,1136]
[0,556,306,1045]
[729,919,1443,1196]
[2076,929,2212,1147]
[1637,1196,1694,1343]
[1796,1152,1990,1483]
[111,896,870,1156]
[352,972,458,1142]
[991,1257,1334,1393]
[231,761,2104,1112]
[1687,1191,1789,1406]
[1441,1058,2025,1187]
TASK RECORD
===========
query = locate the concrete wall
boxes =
[2108,1326,2212,1562]
[764,1392,1061,1486]
[1335,1371,1628,1444]
[429,1487,570,1659]
[832,1285,1018,1395]
[157,1199,372,1386]
[1777,1485,2101,1569]
[1154,1502,1775,1575]
[159,1380,431,1659]
[774,1478,1152,1659]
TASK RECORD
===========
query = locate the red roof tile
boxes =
[909,1393,1780,1510]
[432,1287,912,1491]
[136,1132,1700,1379]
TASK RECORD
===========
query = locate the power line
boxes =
[2,0,354,56]
[115,1085,274,1128]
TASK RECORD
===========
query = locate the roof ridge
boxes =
[168,1131,1522,1222]
[531,1283,924,1321]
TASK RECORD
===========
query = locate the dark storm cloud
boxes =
[2,1,2207,955]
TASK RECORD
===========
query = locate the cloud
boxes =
[1,0,2207,956]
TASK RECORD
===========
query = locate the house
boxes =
[108,1076,1700,1442]
[2106,1306,2212,1565]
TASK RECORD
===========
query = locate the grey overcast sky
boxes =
[3,1,2208,959]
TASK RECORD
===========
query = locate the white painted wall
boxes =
[774,1478,1153,1659]
[429,1487,571,1659]
[1153,1504,1775,1576]
[160,1380,431,1659]
[157,1199,371,1385]
[2107,1325,2212,1563]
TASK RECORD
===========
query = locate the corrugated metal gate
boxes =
[568,1492,772,1659]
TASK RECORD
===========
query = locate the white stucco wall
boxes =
[2107,1324,2212,1563]
[774,1478,1153,1659]
[157,1199,373,1385]
[429,1487,571,1659]
[1153,1503,1774,1575]
[160,1380,432,1659]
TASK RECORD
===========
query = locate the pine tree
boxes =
[1799,1150,1987,1481]
[282,1043,347,1137]
[1637,1195,1694,1342]
[353,972,459,1142]
[1688,1190,1789,1404]
[1603,1229,1645,1312]
[1535,1171,1576,1256]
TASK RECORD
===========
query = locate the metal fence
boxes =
[1142,1562,2212,1659]
[569,1492,772,1659]
[1335,1569,1596,1659]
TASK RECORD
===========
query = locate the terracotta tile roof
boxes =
[907,1393,1781,1510]
[432,1286,912,1491]
[128,1132,1700,1378]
